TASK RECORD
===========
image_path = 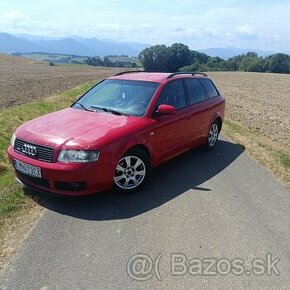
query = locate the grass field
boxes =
[0,55,289,268]
[16,52,141,67]
[18,53,88,63]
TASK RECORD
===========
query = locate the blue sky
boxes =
[0,0,289,51]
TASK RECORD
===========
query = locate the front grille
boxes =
[16,170,50,188]
[14,138,54,163]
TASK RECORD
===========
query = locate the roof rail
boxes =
[113,70,166,76]
[113,71,208,78]
[113,70,143,76]
[166,72,208,79]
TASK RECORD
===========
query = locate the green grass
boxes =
[277,151,290,169]
[0,81,96,218]
[21,53,88,63]
[20,53,141,66]
[0,184,24,216]
[224,119,249,135]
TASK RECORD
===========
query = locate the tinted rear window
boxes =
[200,79,219,98]
[185,79,206,104]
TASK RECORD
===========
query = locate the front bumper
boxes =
[7,145,113,195]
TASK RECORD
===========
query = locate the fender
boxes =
[111,129,156,169]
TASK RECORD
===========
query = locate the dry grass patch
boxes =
[223,118,290,187]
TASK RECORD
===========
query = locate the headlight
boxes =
[57,150,100,163]
[11,133,16,147]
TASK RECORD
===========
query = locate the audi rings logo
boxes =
[21,144,37,156]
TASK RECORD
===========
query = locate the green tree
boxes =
[190,50,209,64]
[246,58,269,72]
[268,53,290,73]
[85,57,103,66]
[180,63,200,72]
[220,60,238,71]
[103,56,113,67]
[138,45,171,71]
[167,43,191,72]
[206,57,224,71]
[239,56,258,71]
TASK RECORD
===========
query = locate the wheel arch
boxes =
[209,112,223,133]
[112,142,153,169]
[215,116,223,132]
[125,144,151,158]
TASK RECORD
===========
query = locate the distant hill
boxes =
[0,32,149,57]
[0,32,280,59]
[200,47,275,59]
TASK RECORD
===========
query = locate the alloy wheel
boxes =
[114,155,146,189]
[208,123,219,147]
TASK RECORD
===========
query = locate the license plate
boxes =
[14,159,42,178]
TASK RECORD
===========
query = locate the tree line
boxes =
[138,43,290,74]
[85,56,138,68]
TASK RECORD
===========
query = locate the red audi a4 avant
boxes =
[8,71,225,195]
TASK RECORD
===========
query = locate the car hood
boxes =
[16,108,142,149]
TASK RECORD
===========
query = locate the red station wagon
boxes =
[7,71,225,195]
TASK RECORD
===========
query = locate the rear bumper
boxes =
[7,145,113,195]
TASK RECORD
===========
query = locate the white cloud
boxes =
[0,1,290,51]
[96,22,120,32]
[237,25,255,36]
[3,9,29,22]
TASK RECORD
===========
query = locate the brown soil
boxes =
[208,71,290,148]
[0,53,123,108]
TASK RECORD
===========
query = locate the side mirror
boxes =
[156,104,176,115]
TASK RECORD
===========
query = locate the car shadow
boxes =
[25,139,244,220]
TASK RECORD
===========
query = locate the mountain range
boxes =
[0,32,148,57]
[200,47,276,59]
[0,32,285,58]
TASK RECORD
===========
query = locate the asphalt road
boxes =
[1,137,290,289]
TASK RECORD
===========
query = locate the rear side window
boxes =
[156,80,186,110]
[185,79,206,104]
[200,79,219,98]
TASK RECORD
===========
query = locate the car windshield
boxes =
[73,79,159,116]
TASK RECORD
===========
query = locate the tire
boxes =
[204,120,220,151]
[113,148,150,193]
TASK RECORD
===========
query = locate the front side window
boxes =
[200,79,219,99]
[156,80,187,110]
[185,79,206,105]
[73,79,159,116]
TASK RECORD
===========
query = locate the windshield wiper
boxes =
[90,106,129,116]
[76,102,95,112]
